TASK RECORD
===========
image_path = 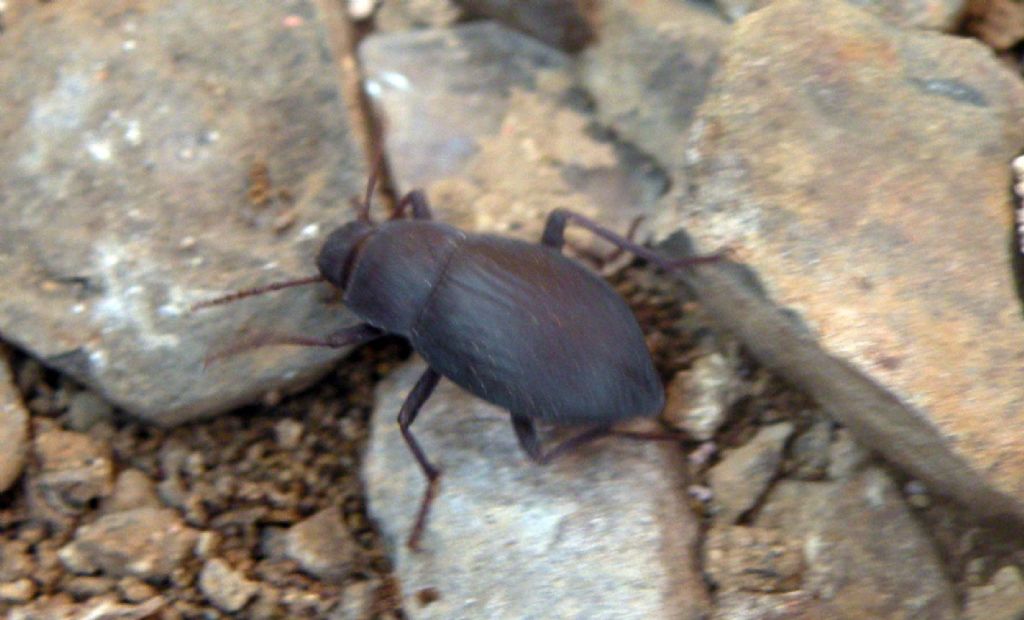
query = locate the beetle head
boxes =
[316,220,376,289]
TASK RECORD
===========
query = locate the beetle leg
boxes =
[541,208,726,270]
[204,323,383,367]
[391,189,434,221]
[511,414,612,466]
[398,367,443,551]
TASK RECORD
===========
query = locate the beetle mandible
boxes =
[194,165,721,550]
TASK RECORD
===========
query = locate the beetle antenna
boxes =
[190,275,325,312]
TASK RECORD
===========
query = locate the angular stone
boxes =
[0,352,29,493]
[361,22,663,244]
[657,0,1024,524]
[755,468,958,618]
[284,506,357,584]
[198,558,259,613]
[0,0,366,425]
[708,423,794,523]
[364,361,710,619]
[59,507,198,580]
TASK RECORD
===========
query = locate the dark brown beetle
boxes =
[195,168,720,550]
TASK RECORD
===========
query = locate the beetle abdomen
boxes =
[411,234,663,425]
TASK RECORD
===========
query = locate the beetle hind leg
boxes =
[391,189,434,221]
[397,367,443,551]
[511,414,611,465]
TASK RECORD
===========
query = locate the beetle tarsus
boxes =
[397,367,443,551]
[391,189,434,221]
[541,208,725,271]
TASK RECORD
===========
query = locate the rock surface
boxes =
[361,22,664,243]
[0,352,30,492]
[964,565,1024,620]
[754,468,958,618]
[0,0,367,425]
[649,0,1024,524]
[58,507,198,581]
[364,361,710,619]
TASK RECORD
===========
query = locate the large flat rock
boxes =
[0,0,366,424]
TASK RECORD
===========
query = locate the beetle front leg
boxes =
[540,208,725,270]
[391,189,433,221]
[397,367,443,551]
[204,323,384,367]
[511,414,611,465]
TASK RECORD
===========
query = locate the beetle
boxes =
[194,165,721,550]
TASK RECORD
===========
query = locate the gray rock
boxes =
[59,507,198,580]
[964,565,1024,620]
[663,352,745,441]
[714,0,967,29]
[0,352,29,492]
[364,361,710,619]
[755,468,958,617]
[0,0,366,425]
[453,0,595,50]
[284,506,358,584]
[32,428,114,514]
[361,22,663,244]
[656,0,1024,526]
[580,0,728,169]
[708,423,794,523]
[198,558,259,613]
[65,390,114,432]
[788,418,831,480]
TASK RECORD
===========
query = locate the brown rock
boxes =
[59,507,198,580]
[666,0,1024,524]
[708,423,794,523]
[285,506,357,584]
[0,351,29,493]
[198,558,259,613]
[704,524,804,593]
[32,428,114,514]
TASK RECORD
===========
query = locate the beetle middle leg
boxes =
[541,208,725,270]
[397,367,443,550]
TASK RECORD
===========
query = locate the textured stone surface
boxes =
[0,0,366,424]
[580,0,728,169]
[714,0,968,29]
[361,22,664,244]
[755,468,958,618]
[663,352,745,441]
[0,352,29,493]
[653,0,1024,523]
[364,361,710,619]
[59,507,198,580]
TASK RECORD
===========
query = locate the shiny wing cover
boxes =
[411,235,663,425]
